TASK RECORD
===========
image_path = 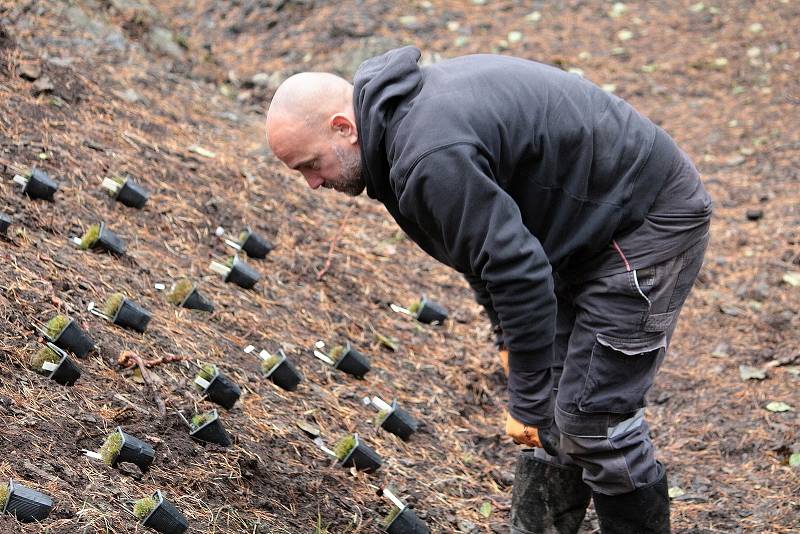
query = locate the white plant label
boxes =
[243,345,255,354]
[13,174,28,186]
[42,361,59,372]
[154,283,166,291]
[194,377,211,389]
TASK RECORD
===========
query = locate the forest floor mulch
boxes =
[0,1,798,532]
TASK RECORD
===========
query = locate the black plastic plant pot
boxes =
[224,259,260,289]
[113,427,155,472]
[190,412,232,447]
[112,298,151,333]
[0,213,10,235]
[414,298,448,325]
[386,507,430,534]
[94,223,127,255]
[240,230,273,259]
[180,287,214,312]
[51,319,94,358]
[48,353,81,386]
[202,370,241,410]
[141,491,188,534]
[2,480,53,523]
[334,346,371,379]
[264,354,302,391]
[115,179,149,209]
[22,169,58,201]
[379,402,418,442]
[340,435,382,473]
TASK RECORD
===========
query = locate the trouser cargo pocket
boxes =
[578,332,667,414]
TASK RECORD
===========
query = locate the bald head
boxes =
[265,72,365,196]
[267,72,352,132]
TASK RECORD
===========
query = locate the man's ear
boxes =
[330,114,358,144]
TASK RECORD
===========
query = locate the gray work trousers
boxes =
[534,234,709,495]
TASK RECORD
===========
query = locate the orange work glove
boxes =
[499,347,509,376]
[505,412,542,448]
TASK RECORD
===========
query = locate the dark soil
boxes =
[1,1,798,533]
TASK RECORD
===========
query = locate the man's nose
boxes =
[305,175,324,190]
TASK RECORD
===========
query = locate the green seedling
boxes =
[225,256,235,268]
[196,364,216,383]
[408,300,422,315]
[332,434,356,461]
[133,496,157,520]
[0,483,8,509]
[80,224,101,250]
[167,279,193,306]
[374,408,391,427]
[191,412,212,430]
[30,346,60,375]
[102,292,125,317]
[382,507,402,529]
[260,353,281,374]
[46,314,70,338]
[99,430,123,466]
[329,345,346,362]
[239,230,249,243]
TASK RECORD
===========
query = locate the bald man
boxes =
[266,47,711,534]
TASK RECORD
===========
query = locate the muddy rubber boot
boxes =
[510,451,591,534]
[592,466,670,534]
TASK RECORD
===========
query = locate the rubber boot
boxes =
[510,451,591,534]
[592,465,670,534]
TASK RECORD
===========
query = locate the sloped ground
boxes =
[0,1,798,533]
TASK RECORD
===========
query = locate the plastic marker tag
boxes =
[194,377,211,389]
[42,361,58,372]
[101,177,121,193]
[371,396,392,412]
[154,283,166,291]
[390,304,413,316]
[224,238,242,250]
[243,345,255,354]
[209,261,230,276]
[70,236,82,247]
[258,349,272,361]
[13,175,28,186]
[313,350,335,366]
[82,449,103,460]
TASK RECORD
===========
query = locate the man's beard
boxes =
[323,145,365,197]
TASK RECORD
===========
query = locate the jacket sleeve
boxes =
[463,272,505,347]
[395,143,555,427]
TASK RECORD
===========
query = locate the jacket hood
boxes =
[353,46,422,200]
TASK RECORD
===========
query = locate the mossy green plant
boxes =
[191,412,212,430]
[332,434,356,461]
[0,483,8,509]
[382,506,402,529]
[46,314,70,338]
[102,292,125,317]
[80,224,101,250]
[133,496,157,520]
[260,353,281,374]
[374,408,391,427]
[224,256,235,268]
[239,230,250,243]
[329,345,346,362]
[167,279,193,306]
[196,364,216,383]
[99,430,123,466]
[408,300,422,315]
[30,346,60,375]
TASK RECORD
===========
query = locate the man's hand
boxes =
[499,347,509,376]
[505,412,542,448]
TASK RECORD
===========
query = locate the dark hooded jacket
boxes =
[353,46,693,426]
